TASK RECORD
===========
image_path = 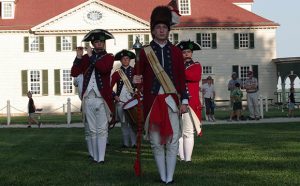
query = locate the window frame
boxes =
[60,69,74,95]
[28,70,42,96]
[179,0,191,15]
[1,1,14,19]
[202,66,213,75]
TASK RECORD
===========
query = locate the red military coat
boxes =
[136,41,188,119]
[71,51,114,113]
[185,60,202,120]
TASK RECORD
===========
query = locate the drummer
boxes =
[111,49,137,148]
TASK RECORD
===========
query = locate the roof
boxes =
[0,0,278,31]
[226,0,254,3]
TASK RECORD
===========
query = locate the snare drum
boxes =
[122,97,144,131]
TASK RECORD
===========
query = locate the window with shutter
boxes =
[54,69,61,95]
[56,36,61,52]
[21,70,28,96]
[24,37,29,52]
[39,36,44,52]
[42,70,48,96]
[128,35,133,50]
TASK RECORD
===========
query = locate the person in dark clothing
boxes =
[27,91,41,128]
[288,87,296,117]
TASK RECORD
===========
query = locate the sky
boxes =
[252,0,300,58]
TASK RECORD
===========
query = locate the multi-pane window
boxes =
[240,66,251,86]
[62,36,72,51]
[196,33,217,49]
[128,34,150,49]
[2,2,14,19]
[169,33,179,44]
[61,70,73,94]
[239,33,249,48]
[56,36,76,52]
[179,0,191,15]
[29,70,41,95]
[29,36,40,52]
[202,66,213,74]
[234,33,255,49]
[201,33,211,48]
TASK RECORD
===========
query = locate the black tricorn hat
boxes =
[82,29,114,42]
[176,40,202,51]
[150,6,172,31]
[114,49,136,61]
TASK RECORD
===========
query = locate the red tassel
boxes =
[198,130,203,137]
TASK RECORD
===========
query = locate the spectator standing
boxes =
[244,70,260,120]
[202,76,216,121]
[228,83,243,121]
[288,87,295,117]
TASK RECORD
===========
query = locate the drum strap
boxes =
[144,46,177,94]
[117,69,134,94]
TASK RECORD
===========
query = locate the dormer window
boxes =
[1,1,15,19]
[179,0,191,15]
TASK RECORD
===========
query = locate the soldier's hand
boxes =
[180,104,188,114]
[133,75,143,84]
[86,46,93,57]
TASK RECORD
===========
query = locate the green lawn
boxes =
[1,107,299,125]
[0,123,299,186]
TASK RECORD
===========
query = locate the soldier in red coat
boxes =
[176,40,202,162]
[110,49,137,148]
[71,29,114,164]
[134,6,188,184]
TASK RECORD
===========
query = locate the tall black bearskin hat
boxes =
[150,6,172,31]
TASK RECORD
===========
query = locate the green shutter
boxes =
[72,36,77,51]
[42,70,48,96]
[56,36,61,52]
[196,33,202,46]
[234,33,239,49]
[21,70,28,96]
[54,69,61,95]
[232,65,239,78]
[39,36,44,52]
[212,33,217,49]
[173,33,179,44]
[24,37,29,52]
[128,35,133,50]
[249,33,255,49]
[144,34,150,45]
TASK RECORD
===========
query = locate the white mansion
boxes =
[0,0,279,114]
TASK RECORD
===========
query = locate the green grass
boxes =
[1,107,299,125]
[0,123,300,186]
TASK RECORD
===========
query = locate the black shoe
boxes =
[98,161,105,164]
[166,180,174,185]
[248,117,255,120]
[27,125,31,128]
[255,117,260,120]
[132,145,137,148]
[159,179,166,184]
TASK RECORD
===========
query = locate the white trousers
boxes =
[83,96,109,162]
[149,106,181,183]
[178,112,195,161]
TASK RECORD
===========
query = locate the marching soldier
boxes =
[71,29,115,164]
[111,49,137,148]
[176,40,202,162]
[133,6,188,184]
